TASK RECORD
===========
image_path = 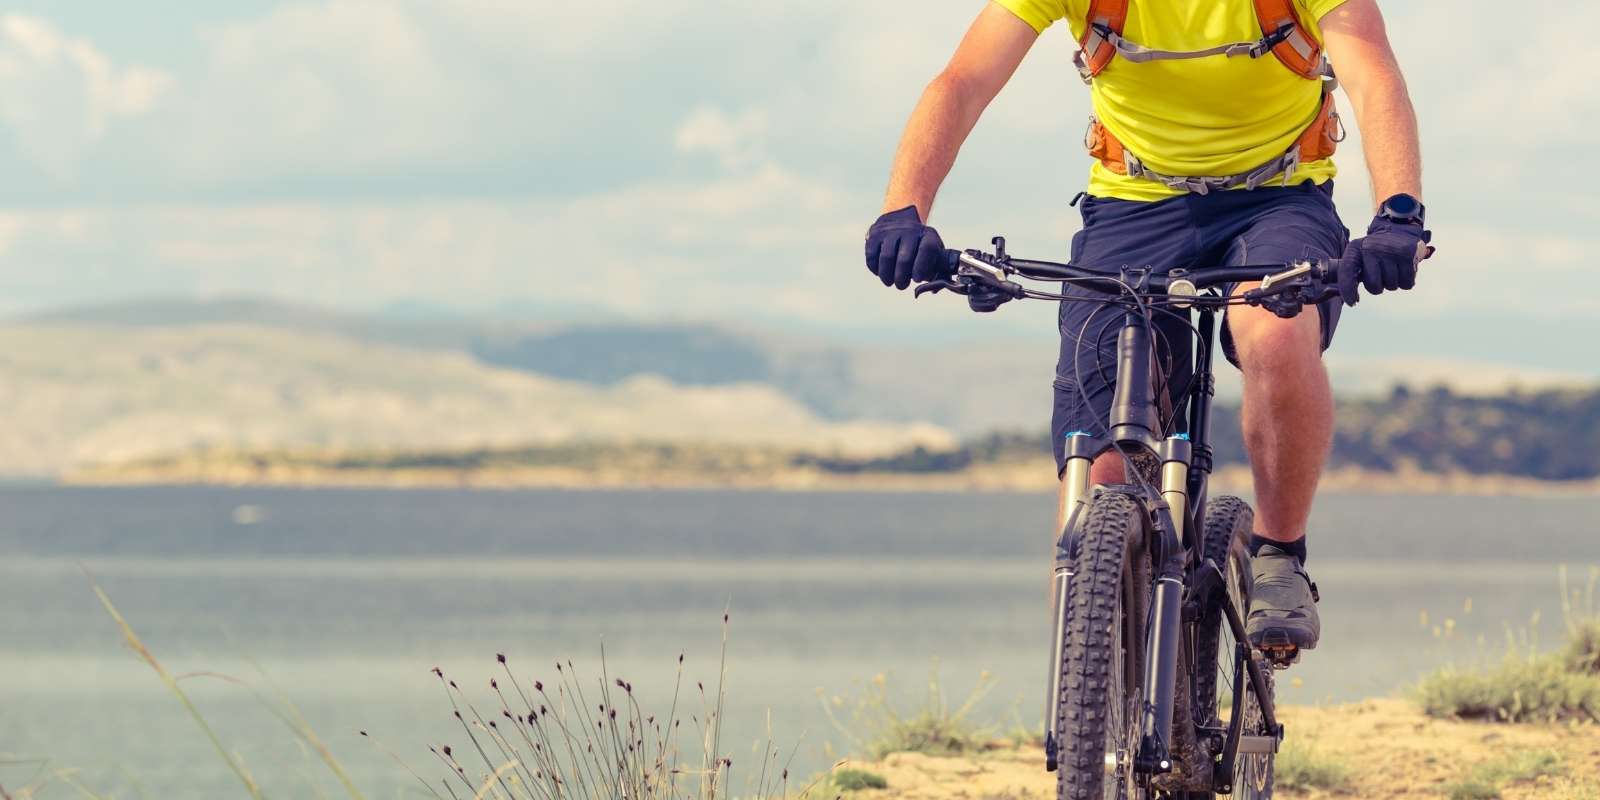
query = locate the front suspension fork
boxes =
[1135,436,1191,775]
[1047,435,1194,775]
[1044,442,1093,771]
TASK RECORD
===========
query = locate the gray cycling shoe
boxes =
[1245,543,1320,666]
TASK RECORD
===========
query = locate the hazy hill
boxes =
[23,295,495,352]
[0,323,950,476]
[34,298,1592,440]
[26,297,1059,433]
[9,297,1597,481]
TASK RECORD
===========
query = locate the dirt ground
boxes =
[832,699,1600,799]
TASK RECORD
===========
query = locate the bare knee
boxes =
[1089,452,1125,484]
[1229,305,1321,376]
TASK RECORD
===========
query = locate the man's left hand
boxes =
[1336,218,1434,306]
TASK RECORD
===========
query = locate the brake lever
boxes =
[914,279,964,299]
[1245,278,1327,319]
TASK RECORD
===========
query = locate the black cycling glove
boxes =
[864,206,948,290]
[1337,218,1434,306]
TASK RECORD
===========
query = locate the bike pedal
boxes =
[1260,644,1300,669]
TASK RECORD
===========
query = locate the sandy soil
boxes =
[826,699,1600,799]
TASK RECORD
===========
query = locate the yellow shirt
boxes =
[994,0,1348,201]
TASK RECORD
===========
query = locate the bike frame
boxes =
[1045,291,1282,790]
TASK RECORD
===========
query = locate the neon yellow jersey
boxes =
[993,0,1349,202]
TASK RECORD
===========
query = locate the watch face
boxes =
[1384,194,1421,218]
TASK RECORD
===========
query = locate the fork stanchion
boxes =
[1046,432,1099,771]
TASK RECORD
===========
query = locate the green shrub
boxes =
[1442,749,1565,800]
[1418,567,1600,722]
[1475,749,1564,784]
[1561,567,1600,674]
[1416,654,1600,722]
[818,669,996,759]
[1272,738,1355,793]
[830,769,888,792]
[1446,779,1500,800]
[1561,617,1600,675]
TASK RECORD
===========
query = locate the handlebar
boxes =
[915,235,1342,318]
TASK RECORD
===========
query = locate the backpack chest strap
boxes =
[1075,23,1326,83]
[1076,0,1332,82]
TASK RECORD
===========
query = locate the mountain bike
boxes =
[917,239,1343,798]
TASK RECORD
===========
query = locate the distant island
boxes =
[7,298,1596,494]
[68,384,1600,495]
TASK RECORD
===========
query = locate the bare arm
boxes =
[881,2,1039,219]
[1319,0,1421,209]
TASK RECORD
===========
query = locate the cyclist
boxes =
[863,0,1433,658]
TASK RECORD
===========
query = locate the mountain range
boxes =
[5,295,1594,478]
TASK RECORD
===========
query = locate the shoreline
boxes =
[61,460,1600,497]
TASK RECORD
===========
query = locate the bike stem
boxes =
[1108,313,1160,444]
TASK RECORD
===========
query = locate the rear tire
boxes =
[1191,496,1275,798]
[1054,491,1151,800]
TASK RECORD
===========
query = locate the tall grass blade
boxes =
[86,574,264,799]
[237,649,367,800]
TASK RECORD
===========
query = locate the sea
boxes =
[1,486,1596,798]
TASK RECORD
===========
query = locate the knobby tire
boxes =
[1054,491,1151,800]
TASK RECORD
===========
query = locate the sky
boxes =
[0,0,1594,379]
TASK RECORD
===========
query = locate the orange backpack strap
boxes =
[1076,0,1130,81]
[1253,0,1328,80]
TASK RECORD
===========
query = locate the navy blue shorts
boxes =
[1051,181,1349,472]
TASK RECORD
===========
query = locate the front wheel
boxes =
[1053,491,1151,800]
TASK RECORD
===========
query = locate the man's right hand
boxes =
[1335,218,1433,306]
[864,206,948,290]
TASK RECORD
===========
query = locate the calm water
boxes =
[1,486,1596,798]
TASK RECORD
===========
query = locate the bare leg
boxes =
[1052,453,1129,537]
[1226,283,1333,542]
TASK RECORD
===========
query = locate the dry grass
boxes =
[65,579,787,800]
[818,668,998,761]
[1273,739,1355,794]
[79,571,367,800]
[89,575,269,799]
[1442,748,1565,800]
[378,611,801,800]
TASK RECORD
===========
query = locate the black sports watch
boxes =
[1377,193,1425,226]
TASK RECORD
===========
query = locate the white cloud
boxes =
[675,106,769,170]
[0,157,1044,340]
[0,0,1591,356]
[0,15,170,176]
[167,0,481,179]
[141,0,848,183]
[1416,2,1600,146]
